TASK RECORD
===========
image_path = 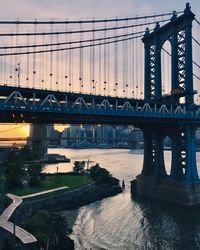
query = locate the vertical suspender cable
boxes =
[15,21,19,87]
[79,21,83,93]
[39,39,42,88]
[131,25,135,98]
[61,37,64,92]
[114,18,118,97]
[41,35,44,89]
[107,41,110,96]
[103,21,107,96]
[125,20,129,97]
[123,24,126,96]
[26,35,30,88]
[98,40,101,95]
[129,27,132,98]
[45,38,48,89]
[92,19,96,94]
[139,22,143,99]
[69,35,72,92]
[33,19,37,89]
[135,16,139,98]
[50,22,53,90]
[90,29,92,94]
[71,41,74,93]
[9,36,13,86]
[65,20,68,92]
[56,33,59,90]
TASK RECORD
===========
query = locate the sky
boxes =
[0,0,199,141]
[0,0,199,20]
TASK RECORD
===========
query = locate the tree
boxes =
[27,163,43,187]
[19,145,35,161]
[89,164,111,184]
[5,154,24,189]
[73,161,85,174]
[26,210,74,250]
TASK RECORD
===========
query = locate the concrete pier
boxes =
[131,175,200,206]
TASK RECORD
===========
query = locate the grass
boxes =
[11,174,92,196]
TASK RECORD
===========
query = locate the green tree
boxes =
[89,164,111,184]
[26,210,74,250]
[5,154,24,189]
[19,145,35,161]
[27,163,43,187]
[73,161,85,174]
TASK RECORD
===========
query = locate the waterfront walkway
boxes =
[0,186,68,244]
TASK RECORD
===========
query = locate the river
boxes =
[44,148,200,250]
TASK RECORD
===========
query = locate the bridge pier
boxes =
[131,125,200,206]
[28,124,48,158]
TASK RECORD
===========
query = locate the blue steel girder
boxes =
[143,3,195,105]
[177,30,186,92]
[150,45,156,97]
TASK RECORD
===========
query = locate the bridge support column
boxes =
[170,131,184,181]
[28,124,48,158]
[153,133,166,177]
[185,126,199,182]
[142,130,155,176]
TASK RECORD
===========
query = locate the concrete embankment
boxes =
[14,183,122,225]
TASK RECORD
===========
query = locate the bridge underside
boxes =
[0,109,193,125]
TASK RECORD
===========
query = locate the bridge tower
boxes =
[131,3,200,206]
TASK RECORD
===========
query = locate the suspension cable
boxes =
[0,11,182,25]
[0,18,170,37]
[0,34,144,57]
[0,29,148,52]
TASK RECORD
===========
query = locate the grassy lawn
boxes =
[11,174,92,196]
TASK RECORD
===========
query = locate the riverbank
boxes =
[0,181,122,249]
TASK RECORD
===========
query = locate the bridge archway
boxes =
[161,41,171,96]
[163,136,172,176]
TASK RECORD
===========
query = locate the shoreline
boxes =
[0,182,122,249]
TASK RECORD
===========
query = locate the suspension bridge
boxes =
[0,3,200,206]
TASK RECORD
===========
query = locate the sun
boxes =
[20,124,30,137]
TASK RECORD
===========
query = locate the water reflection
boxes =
[133,196,200,250]
[44,149,200,250]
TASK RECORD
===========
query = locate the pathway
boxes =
[0,186,68,245]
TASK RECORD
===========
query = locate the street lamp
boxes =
[15,63,20,87]
[56,166,59,188]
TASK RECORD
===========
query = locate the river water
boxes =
[45,148,200,250]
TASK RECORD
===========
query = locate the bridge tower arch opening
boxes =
[161,41,172,96]
[163,136,172,176]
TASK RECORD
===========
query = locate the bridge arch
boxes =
[161,40,172,96]
[163,136,172,176]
